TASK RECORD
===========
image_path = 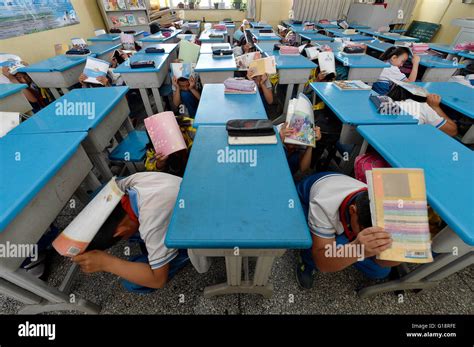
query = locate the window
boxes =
[161,0,246,10]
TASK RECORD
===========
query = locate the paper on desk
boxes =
[83,57,110,85]
[178,39,200,63]
[52,178,124,257]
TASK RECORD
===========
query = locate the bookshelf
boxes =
[97,0,152,33]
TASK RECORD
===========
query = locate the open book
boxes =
[235,51,261,70]
[367,168,433,263]
[318,51,336,76]
[144,111,187,157]
[248,56,276,78]
[53,178,124,257]
[120,32,135,51]
[83,57,110,85]
[178,39,200,63]
[334,80,371,91]
[170,62,195,80]
[284,93,316,147]
[389,78,428,97]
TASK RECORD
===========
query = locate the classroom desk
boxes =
[249,22,273,29]
[349,24,371,29]
[199,29,228,43]
[310,82,418,173]
[184,21,201,35]
[115,53,169,116]
[250,29,281,42]
[220,22,236,44]
[194,84,267,127]
[88,31,144,43]
[264,50,317,116]
[325,29,374,42]
[165,125,311,297]
[358,29,419,44]
[141,30,182,47]
[199,43,232,54]
[413,82,474,144]
[323,42,390,82]
[0,83,32,114]
[18,55,87,99]
[195,53,237,84]
[255,42,279,54]
[299,32,334,43]
[428,43,459,60]
[356,124,474,298]
[10,87,132,181]
[316,23,339,29]
[458,51,474,61]
[0,132,101,314]
[88,42,121,61]
[143,43,179,65]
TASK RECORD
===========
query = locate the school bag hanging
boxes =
[354,152,391,184]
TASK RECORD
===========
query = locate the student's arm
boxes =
[426,94,458,137]
[298,127,320,173]
[407,55,420,82]
[172,77,182,108]
[2,68,38,103]
[73,250,169,289]
[312,227,393,273]
[259,74,273,104]
[375,259,401,267]
[189,76,201,100]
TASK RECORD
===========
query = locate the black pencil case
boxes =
[212,49,233,56]
[66,48,90,55]
[130,60,155,69]
[259,29,273,33]
[226,119,275,137]
[145,47,165,53]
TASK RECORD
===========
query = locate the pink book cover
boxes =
[144,111,187,157]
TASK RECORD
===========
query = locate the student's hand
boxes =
[172,76,180,90]
[316,71,328,82]
[189,75,196,90]
[354,226,393,258]
[154,152,169,170]
[78,73,88,85]
[314,126,322,141]
[72,250,112,273]
[412,54,421,65]
[426,94,441,108]
[279,122,294,142]
[243,43,251,53]
[259,73,268,87]
[96,76,109,86]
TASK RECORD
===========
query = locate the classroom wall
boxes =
[257,0,293,27]
[0,0,106,63]
[180,9,246,22]
[411,0,473,43]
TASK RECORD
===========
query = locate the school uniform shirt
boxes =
[395,100,447,128]
[116,172,182,270]
[374,65,408,95]
[308,173,366,239]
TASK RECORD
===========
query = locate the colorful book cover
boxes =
[366,168,433,264]
[125,13,137,26]
[128,0,146,9]
[170,62,194,79]
[138,16,147,25]
[111,16,120,26]
[284,93,316,148]
[117,0,127,10]
[120,32,135,50]
[144,111,187,157]
[248,56,276,78]
[83,57,110,84]
[71,37,88,50]
[53,178,124,257]
[119,16,129,26]
[235,51,261,70]
[334,80,371,90]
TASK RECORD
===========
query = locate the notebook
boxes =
[284,93,316,148]
[248,56,276,78]
[83,57,110,85]
[144,111,187,157]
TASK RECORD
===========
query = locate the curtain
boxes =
[291,0,353,22]
[247,0,257,20]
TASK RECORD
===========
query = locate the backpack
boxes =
[354,152,390,183]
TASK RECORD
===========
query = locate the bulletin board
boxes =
[0,1,80,40]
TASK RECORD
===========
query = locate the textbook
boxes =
[389,78,428,97]
[317,51,336,76]
[284,93,316,148]
[235,51,261,70]
[53,178,125,257]
[178,39,200,63]
[334,80,371,91]
[71,38,88,50]
[83,57,110,85]
[120,32,135,51]
[170,62,194,80]
[366,168,433,264]
[144,111,187,157]
[305,46,319,60]
[0,112,20,138]
[248,56,276,78]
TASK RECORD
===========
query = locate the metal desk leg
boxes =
[0,278,43,305]
[49,88,61,100]
[90,152,113,181]
[283,84,295,115]
[139,88,154,116]
[461,125,474,145]
[151,87,165,113]
[60,88,70,95]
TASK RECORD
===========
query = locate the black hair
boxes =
[150,22,161,34]
[87,202,126,251]
[379,46,410,62]
[184,30,193,34]
[110,28,122,33]
[386,84,427,103]
[354,191,372,230]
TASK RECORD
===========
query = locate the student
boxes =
[172,74,200,118]
[373,46,421,95]
[78,73,111,87]
[295,172,400,289]
[246,70,273,112]
[72,172,189,293]
[278,122,322,175]
[386,85,458,137]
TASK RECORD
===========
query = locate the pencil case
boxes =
[212,49,233,57]
[370,95,401,115]
[130,60,156,69]
[145,47,165,54]
[226,119,275,137]
[65,48,91,56]
[343,46,365,54]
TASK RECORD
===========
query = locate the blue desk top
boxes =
[357,124,474,246]
[0,84,27,99]
[195,53,237,72]
[358,29,419,42]
[199,29,227,42]
[141,30,182,42]
[316,23,339,29]
[310,82,418,126]
[200,43,231,54]
[220,22,236,28]
[89,43,122,57]
[143,43,178,54]
[250,30,281,42]
[0,131,88,232]
[299,32,333,42]
[269,51,317,70]
[194,84,267,126]
[349,24,371,29]
[18,55,86,73]
[366,40,394,53]
[429,43,459,55]
[88,34,121,42]
[249,22,272,29]
[255,42,278,53]
[413,82,474,119]
[419,54,465,69]
[334,51,389,68]
[165,125,312,249]
[10,86,129,134]
[114,52,168,73]
[458,51,474,60]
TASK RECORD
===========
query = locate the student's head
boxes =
[386,84,427,103]
[184,30,193,34]
[380,46,410,68]
[150,22,161,34]
[14,72,31,84]
[348,191,372,234]
[110,28,122,34]
[177,77,190,90]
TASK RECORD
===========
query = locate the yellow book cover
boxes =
[366,168,433,263]
[248,56,276,78]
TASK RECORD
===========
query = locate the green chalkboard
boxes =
[405,21,441,43]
